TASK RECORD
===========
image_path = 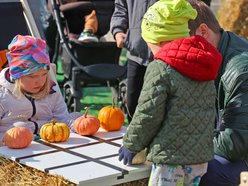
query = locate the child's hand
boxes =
[118,146,136,165]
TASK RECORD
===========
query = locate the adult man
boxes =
[188,0,248,185]
[110,0,156,123]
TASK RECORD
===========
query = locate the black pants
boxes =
[126,59,147,123]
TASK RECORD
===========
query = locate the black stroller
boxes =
[49,0,127,112]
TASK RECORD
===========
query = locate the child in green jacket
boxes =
[118,0,222,185]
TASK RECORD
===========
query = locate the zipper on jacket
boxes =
[25,94,38,135]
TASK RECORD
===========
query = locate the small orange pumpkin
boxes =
[40,120,70,142]
[73,107,100,135]
[98,97,124,131]
[4,126,33,149]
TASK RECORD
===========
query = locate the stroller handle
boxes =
[60,1,94,13]
[50,0,126,80]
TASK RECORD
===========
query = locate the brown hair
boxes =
[187,0,222,35]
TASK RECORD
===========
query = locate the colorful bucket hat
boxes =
[6,35,50,79]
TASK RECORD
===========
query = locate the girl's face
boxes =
[19,68,49,94]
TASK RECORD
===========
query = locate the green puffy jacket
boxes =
[123,36,222,165]
[214,30,248,161]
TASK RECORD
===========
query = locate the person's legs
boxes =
[148,164,185,186]
[148,163,207,186]
[84,10,98,33]
[183,163,208,186]
[199,155,248,186]
[78,10,98,42]
[126,59,147,123]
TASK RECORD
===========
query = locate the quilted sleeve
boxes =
[123,60,169,152]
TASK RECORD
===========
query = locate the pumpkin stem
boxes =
[112,97,115,108]
[84,107,89,117]
[51,119,57,125]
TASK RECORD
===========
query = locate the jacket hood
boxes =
[0,68,14,93]
[154,35,222,81]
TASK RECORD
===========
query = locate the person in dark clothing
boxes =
[188,0,248,185]
[110,0,156,123]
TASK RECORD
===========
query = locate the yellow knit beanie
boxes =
[141,0,197,44]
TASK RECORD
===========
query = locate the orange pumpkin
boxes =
[40,120,70,142]
[73,107,100,135]
[4,126,33,149]
[98,97,124,131]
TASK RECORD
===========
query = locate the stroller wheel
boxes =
[63,84,82,112]
[118,79,127,115]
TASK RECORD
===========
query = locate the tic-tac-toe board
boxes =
[0,127,151,186]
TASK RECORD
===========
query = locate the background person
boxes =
[188,0,248,185]
[110,0,156,123]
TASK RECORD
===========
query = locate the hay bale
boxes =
[0,156,149,186]
[218,0,248,38]
[0,156,75,186]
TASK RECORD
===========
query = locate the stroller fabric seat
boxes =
[50,0,127,112]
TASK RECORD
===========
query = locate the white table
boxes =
[0,127,151,186]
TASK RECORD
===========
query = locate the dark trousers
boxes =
[126,59,147,123]
[200,155,248,186]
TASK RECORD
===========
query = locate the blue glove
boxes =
[118,146,136,165]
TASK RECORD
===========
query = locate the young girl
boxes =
[0,35,81,144]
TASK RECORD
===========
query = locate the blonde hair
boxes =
[13,72,51,100]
